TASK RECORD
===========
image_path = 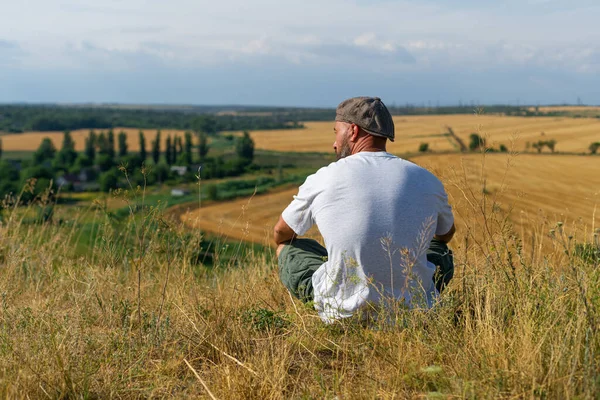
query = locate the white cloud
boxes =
[1,0,598,73]
[353,33,377,47]
[1,0,600,103]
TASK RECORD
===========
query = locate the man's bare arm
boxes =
[273,215,297,245]
[434,223,455,243]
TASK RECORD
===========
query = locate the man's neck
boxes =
[352,141,386,154]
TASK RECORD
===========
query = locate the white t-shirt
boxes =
[282,151,454,322]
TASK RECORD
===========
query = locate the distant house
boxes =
[56,172,98,192]
[170,166,188,176]
[56,173,80,188]
[171,188,190,197]
[77,170,91,182]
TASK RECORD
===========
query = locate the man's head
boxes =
[333,96,395,159]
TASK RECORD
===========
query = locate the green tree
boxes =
[96,131,115,168]
[469,133,486,151]
[152,130,161,164]
[84,130,96,162]
[33,138,57,164]
[174,136,182,163]
[96,154,114,172]
[198,132,209,161]
[73,154,93,170]
[139,131,147,161]
[499,144,508,153]
[152,162,170,183]
[54,130,78,171]
[165,136,173,165]
[589,142,600,154]
[235,131,255,163]
[545,139,556,153]
[122,153,144,173]
[107,129,115,159]
[0,160,19,200]
[192,115,218,136]
[118,131,128,158]
[532,142,543,153]
[99,168,120,192]
[19,165,55,201]
[96,132,107,155]
[183,131,193,165]
[418,142,429,152]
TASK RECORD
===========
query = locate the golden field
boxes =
[533,105,600,113]
[242,115,600,154]
[3,114,599,156]
[180,153,600,248]
[0,127,188,152]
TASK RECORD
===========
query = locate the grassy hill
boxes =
[0,174,598,398]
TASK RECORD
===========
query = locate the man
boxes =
[274,97,455,323]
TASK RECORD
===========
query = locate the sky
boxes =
[1,0,600,107]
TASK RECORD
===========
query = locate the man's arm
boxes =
[273,215,297,245]
[434,223,455,243]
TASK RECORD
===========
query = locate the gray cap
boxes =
[335,96,395,142]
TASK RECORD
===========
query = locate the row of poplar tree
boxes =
[27,129,209,173]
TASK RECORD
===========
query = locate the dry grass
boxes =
[1,127,189,152]
[238,115,600,154]
[0,166,598,398]
[180,153,600,250]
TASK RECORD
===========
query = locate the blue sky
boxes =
[1,0,599,107]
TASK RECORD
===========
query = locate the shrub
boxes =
[99,168,120,192]
[419,143,429,152]
[469,133,486,151]
[206,184,219,201]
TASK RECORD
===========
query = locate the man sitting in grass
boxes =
[273,96,455,323]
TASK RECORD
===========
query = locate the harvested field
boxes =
[242,115,600,154]
[179,188,323,247]
[0,127,188,152]
[533,106,600,113]
[180,153,600,249]
[5,115,599,155]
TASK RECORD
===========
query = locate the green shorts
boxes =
[278,238,454,302]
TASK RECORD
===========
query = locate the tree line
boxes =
[6,104,593,134]
[0,105,319,133]
[0,129,255,200]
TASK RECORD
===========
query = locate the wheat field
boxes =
[180,153,600,248]
[0,127,189,152]
[241,115,600,154]
[3,114,599,155]
[533,106,600,113]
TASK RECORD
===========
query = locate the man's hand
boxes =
[434,223,455,243]
[273,215,297,245]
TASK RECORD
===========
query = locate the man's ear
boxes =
[349,124,360,142]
